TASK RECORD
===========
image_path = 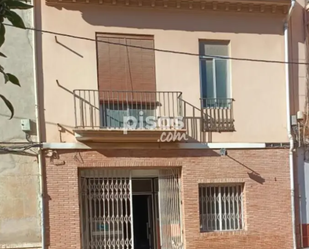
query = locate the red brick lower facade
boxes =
[44,148,293,249]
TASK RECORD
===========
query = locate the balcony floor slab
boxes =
[74,129,187,143]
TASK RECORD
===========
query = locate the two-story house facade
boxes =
[35,0,298,248]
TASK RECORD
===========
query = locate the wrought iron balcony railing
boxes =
[73,90,235,135]
[201,98,234,132]
[73,90,183,130]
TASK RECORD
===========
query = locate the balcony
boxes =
[73,90,186,142]
[201,98,235,132]
[73,90,234,142]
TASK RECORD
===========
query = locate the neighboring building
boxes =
[293,2,309,249]
[36,0,299,248]
[0,3,41,249]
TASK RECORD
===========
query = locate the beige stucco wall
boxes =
[39,2,290,143]
[0,5,41,248]
[290,0,307,116]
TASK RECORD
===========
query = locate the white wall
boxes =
[0,5,41,248]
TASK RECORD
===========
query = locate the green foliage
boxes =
[0,0,32,119]
[0,93,13,118]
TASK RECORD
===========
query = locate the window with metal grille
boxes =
[199,184,244,232]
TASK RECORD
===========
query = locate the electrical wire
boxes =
[4,23,309,65]
[0,143,41,155]
[0,143,41,151]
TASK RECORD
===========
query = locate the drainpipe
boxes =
[32,1,45,248]
[284,0,296,248]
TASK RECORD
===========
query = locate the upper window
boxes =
[199,41,230,108]
[96,33,156,93]
[96,33,156,128]
[199,184,244,232]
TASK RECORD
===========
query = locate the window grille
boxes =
[199,184,244,232]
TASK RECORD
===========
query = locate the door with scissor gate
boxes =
[80,170,134,249]
[158,169,183,249]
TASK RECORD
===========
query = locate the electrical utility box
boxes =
[20,119,31,132]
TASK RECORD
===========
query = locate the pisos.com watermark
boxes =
[119,111,188,142]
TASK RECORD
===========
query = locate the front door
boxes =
[80,170,182,249]
[132,195,154,249]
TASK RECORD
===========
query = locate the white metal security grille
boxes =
[199,184,244,232]
[80,170,133,249]
[159,169,183,249]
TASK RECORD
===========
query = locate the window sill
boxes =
[199,230,248,237]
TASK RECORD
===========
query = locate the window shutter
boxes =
[96,34,156,101]
[97,36,128,92]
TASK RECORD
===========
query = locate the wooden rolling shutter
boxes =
[96,33,156,99]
